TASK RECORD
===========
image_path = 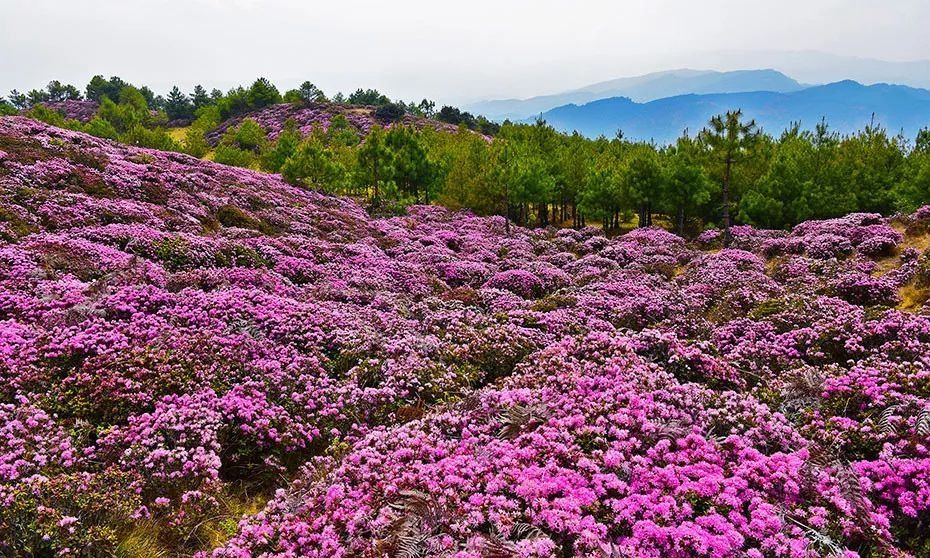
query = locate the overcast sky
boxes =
[2,0,930,104]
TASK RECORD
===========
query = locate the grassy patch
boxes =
[899,284,930,312]
[115,487,269,558]
[0,206,36,239]
[167,126,191,143]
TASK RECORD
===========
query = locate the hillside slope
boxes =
[536,80,930,142]
[41,100,100,122]
[1,117,929,556]
[206,102,461,145]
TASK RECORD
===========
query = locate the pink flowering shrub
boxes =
[211,334,888,558]
[780,214,903,259]
[0,116,929,556]
[438,260,495,288]
[41,101,100,123]
[828,271,900,306]
[0,400,77,492]
[484,269,545,298]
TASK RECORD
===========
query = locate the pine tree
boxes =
[357,126,395,203]
[191,85,211,109]
[7,90,28,110]
[298,81,326,103]
[699,110,759,244]
[281,134,346,192]
[247,78,281,109]
[165,86,193,120]
[623,145,664,228]
[46,81,82,102]
[386,127,436,203]
[664,134,711,234]
[261,119,301,172]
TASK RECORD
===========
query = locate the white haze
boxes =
[2,0,930,105]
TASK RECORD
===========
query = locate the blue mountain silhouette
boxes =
[531,80,930,143]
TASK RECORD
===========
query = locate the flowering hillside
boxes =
[205,102,461,145]
[1,115,929,557]
[40,100,101,123]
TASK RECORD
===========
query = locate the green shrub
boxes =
[231,118,266,151]
[374,102,406,123]
[152,237,193,271]
[25,104,66,127]
[83,117,119,140]
[216,204,260,229]
[214,144,255,168]
[260,119,300,172]
[183,126,210,158]
[121,125,181,152]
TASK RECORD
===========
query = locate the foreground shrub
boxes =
[0,118,928,557]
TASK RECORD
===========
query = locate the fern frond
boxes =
[916,408,930,437]
[498,403,550,440]
[877,404,900,436]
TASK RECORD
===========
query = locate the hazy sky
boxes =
[2,0,930,104]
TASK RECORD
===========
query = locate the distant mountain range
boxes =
[525,80,930,144]
[678,50,930,90]
[464,69,806,121]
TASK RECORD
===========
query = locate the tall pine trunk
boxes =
[372,159,380,204]
[722,157,732,245]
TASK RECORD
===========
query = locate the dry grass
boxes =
[167,126,190,143]
[872,250,903,276]
[117,523,172,558]
[115,487,270,558]
[886,227,930,312]
[903,230,930,252]
[872,229,930,277]
[166,126,215,161]
[890,220,908,234]
[899,284,930,313]
[196,489,268,550]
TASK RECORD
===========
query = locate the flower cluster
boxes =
[41,101,100,123]
[0,116,928,557]
[761,213,903,260]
